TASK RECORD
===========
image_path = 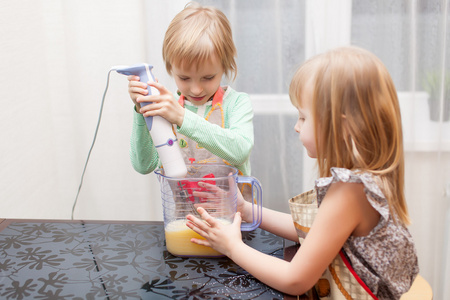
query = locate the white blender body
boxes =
[116,64,187,178]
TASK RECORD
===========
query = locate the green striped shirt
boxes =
[130,87,254,176]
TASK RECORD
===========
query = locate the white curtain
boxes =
[1,0,448,298]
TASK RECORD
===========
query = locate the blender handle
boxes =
[236,176,263,231]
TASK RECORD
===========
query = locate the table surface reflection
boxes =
[0,219,316,299]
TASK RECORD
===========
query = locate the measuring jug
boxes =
[155,164,262,257]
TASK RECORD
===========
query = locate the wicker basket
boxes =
[288,189,377,300]
[289,189,318,243]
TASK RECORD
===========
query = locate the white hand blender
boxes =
[116,64,187,178]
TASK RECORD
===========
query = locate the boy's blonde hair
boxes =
[289,46,410,225]
[162,2,237,80]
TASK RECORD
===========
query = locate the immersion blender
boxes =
[116,64,187,178]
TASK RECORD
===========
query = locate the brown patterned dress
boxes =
[315,168,419,300]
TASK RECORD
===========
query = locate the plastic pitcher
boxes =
[155,164,262,257]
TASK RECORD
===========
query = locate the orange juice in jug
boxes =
[165,219,230,257]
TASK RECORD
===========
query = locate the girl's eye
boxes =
[179,77,189,81]
[203,76,215,81]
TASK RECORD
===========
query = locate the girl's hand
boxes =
[235,187,250,221]
[193,179,253,223]
[127,75,148,110]
[192,182,234,218]
[138,81,185,127]
[186,207,244,257]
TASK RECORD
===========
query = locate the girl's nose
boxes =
[294,121,301,133]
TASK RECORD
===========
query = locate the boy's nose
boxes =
[190,83,203,95]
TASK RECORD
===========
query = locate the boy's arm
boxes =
[129,109,160,174]
[177,93,254,166]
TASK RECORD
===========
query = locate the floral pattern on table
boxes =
[0,221,284,299]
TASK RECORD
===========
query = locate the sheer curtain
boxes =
[347,1,449,298]
[1,0,448,298]
[200,0,450,297]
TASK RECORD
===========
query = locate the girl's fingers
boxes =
[190,237,211,247]
[198,181,220,191]
[197,207,217,227]
[233,212,242,225]
[197,182,228,198]
[186,213,210,231]
[227,172,235,191]
[187,207,217,229]
[192,190,215,199]
[186,219,208,237]
[192,202,220,210]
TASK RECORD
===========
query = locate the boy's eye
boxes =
[178,76,189,81]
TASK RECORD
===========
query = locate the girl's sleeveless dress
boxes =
[289,167,419,300]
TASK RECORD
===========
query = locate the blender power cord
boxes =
[71,67,120,220]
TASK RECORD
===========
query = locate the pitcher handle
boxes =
[236,176,262,231]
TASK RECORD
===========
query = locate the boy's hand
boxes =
[186,207,243,257]
[138,81,185,127]
[127,75,148,110]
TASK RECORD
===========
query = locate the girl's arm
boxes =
[187,182,375,295]
[195,181,298,240]
[243,201,299,242]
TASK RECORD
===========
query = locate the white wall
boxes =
[0,0,179,221]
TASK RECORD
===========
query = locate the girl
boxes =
[186,46,419,299]
[127,2,253,177]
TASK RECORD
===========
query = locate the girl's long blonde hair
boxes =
[290,46,410,225]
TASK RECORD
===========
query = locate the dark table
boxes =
[0,219,316,299]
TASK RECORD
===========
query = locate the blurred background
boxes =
[0,0,449,298]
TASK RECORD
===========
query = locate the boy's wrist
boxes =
[133,109,147,126]
[176,108,185,128]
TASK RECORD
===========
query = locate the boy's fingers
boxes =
[148,81,170,94]
[127,75,140,81]
[129,87,148,95]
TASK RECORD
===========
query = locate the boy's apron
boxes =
[288,190,379,300]
[176,87,252,201]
